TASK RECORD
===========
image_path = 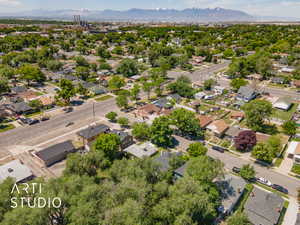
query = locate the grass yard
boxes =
[95,95,113,102]
[272,103,298,121]
[25,111,43,118]
[291,164,300,175]
[0,123,15,133]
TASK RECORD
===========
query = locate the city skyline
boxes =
[1,0,300,18]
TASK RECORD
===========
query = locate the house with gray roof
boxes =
[215,174,247,215]
[35,140,76,167]
[110,129,134,149]
[11,86,27,94]
[173,163,187,179]
[77,124,110,147]
[8,102,32,114]
[154,151,182,172]
[244,187,284,225]
[237,86,257,102]
[0,159,34,183]
[123,142,157,158]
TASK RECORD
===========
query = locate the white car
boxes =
[257,177,272,186]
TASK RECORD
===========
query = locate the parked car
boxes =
[212,146,225,153]
[41,116,50,121]
[232,167,241,173]
[257,177,272,187]
[27,118,40,125]
[65,122,74,127]
[64,107,73,113]
[271,184,288,194]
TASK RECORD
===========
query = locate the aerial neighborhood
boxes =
[0,18,300,225]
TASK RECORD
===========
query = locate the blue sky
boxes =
[1,0,300,17]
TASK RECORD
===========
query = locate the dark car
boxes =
[212,146,225,153]
[271,184,288,194]
[41,117,50,121]
[232,167,241,173]
[28,118,40,125]
[65,122,74,127]
[64,107,73,113]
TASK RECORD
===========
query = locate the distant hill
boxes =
[0,8,299,22]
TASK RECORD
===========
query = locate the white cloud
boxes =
[0,0,22,7]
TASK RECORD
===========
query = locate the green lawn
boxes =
[272,104,298,121]
[278,201,289,225]
[25,111,43,118]
[291,164,300,175]
[95,95,113,102]
[0,124,15,133]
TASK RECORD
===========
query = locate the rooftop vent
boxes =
[7,168,13,173]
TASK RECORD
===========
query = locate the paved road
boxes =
[208,148,300,198]
[0,98,117,147]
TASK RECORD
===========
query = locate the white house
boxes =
[287,141,300,164]
[273,97,293,111]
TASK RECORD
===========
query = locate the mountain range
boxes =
[0,8,299,22]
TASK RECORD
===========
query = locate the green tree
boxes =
[118,117,129,127]
[240,164,256,181]
[117,59,139,77]
[132,122,151,141]
[116,94,128,109]
[56,79,76,105]
[251,143,273,163]
[28,99,42,111]
[186,156,224,183]
[151,116,173,147]
[227,212,251,225]
[242,100,273,131]
[108,75,125,91]
[96,46,111,59]
[170,108,203,139]
[167,76,194,98]
[142,81,153,100]
[76,83,88,97]
[130,84,140,101]
[0,77,9,95]
[203,79,215,90]
[75,66,90,81]
[46,60,63,71]
[18,64,46,85]
[282,121,297,136]
[75,56,89,67]
[230,78,248,92]
[187,142,208,157]
[105,112,118,122]
[93,133,121,162]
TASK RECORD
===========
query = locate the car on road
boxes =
[64,107,73,113]
[212,146,225,153]
[41,116,50,121]
[65,122,74,127]
[232,167,241,173]
[257,177,272,187]
[271,184,288,194]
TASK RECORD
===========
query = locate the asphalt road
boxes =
[0,98,117,147]
[208,148,300,197]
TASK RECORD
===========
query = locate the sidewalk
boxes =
[283,197,298,225]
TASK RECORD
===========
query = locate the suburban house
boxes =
[271,77,285,84]
[215,174,247,215]
[244,188,284,225]
[10,86,27,94]
[207,120,229,137]
[273,97,293,111]
[173,163,187,179]
[197,115,213,128]
[287,141,300,164]
[7,102,32,115]
[230,111,245,121]
[110,129,134,149]
[38,95,55,107]
[154,151,182,172]
[17,90,38,102]
[294,80,300,89]
[213,86,226,95]
[236,86,257,102]
[167,94,181,103]
[34,140,76,167]
[153,98,173,109]
[123,142,157,158]
[136,104,162,120]
[0,159,34,183]
[225,126,242,140]
[77,124,110,147]
[194,92,206,100]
